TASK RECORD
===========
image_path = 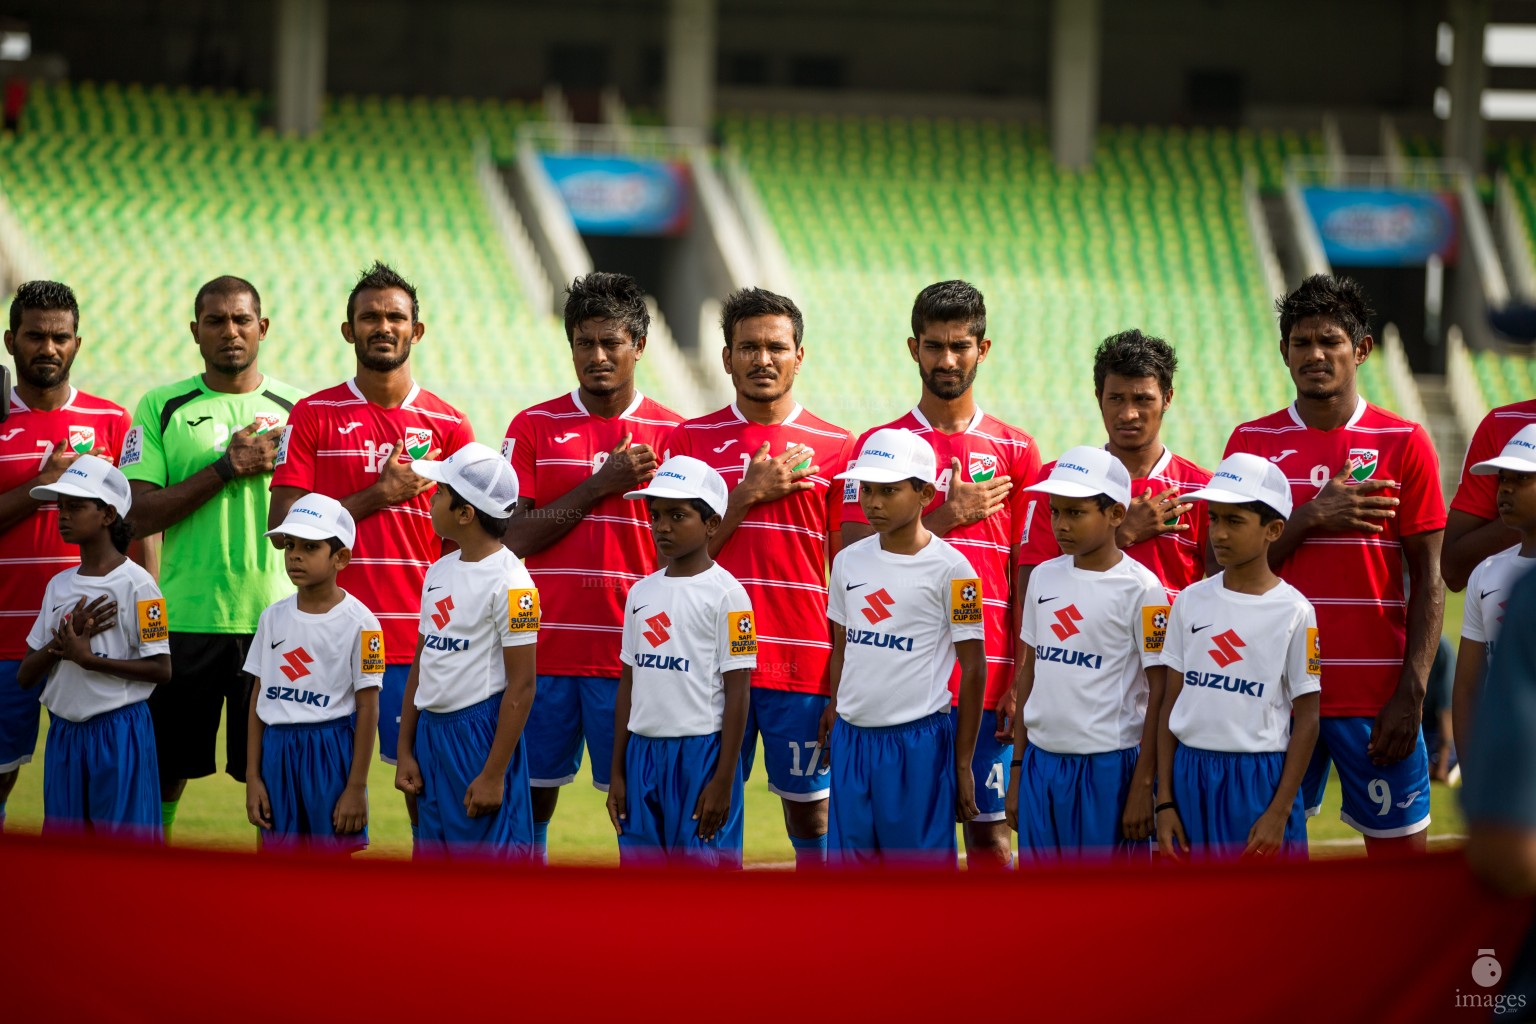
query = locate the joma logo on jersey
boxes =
[642,611,672,647]
[1034,645,1103,669]
[263,685,332,708]
[1050,604,1084,641]
[424,634,469,652]
[431,595,454,631]
[1184,671,1266,699]
[635,653,690,671]
[846,628,915,652]
[1209,629,1246,668]
[862,588,895,624]
[280,647,314,682]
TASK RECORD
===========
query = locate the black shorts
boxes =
[148,632,254,786]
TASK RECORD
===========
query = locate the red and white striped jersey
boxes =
[842,408,1040,709]
[272,379,474,664]
[1451,399,1536,520]
[0,387,129,659]
[665,402,856,695]
[1225,398,1446,717]
[503,390,684,678]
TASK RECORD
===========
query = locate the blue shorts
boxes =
[259,717,367,854]
[1016,744,1149,862]
[740,688,831,802]
[1301,716,1431,838]
[828,711,957,867]
[43,701,161,840]
[377,664,411,765]
[524,675,618,791]
[414,694,533,861]
[0,659,40,773]
[1172,745,1307,861]
[970,708,1014,823]
[619,733,743,868]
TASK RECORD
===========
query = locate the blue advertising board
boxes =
[1301,188,1459,266]
[541,154,691,236]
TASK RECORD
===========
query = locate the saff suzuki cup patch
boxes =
[274,425,293,467]
[843,477,859,504]
[501,437,515,463]
[729,610,757,657]
[119,426,144,467]
[138,598,168,643]
[508,589,540,632]
[360,630,385,674]
[1142,605,1170,654]
[950,579,983,625]
[1306,628,1322,676]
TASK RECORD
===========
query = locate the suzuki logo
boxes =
[1051,604,1084,641]
[280,647,314,682]
[642,611,672,647]
[1210,629,1246,668]
[862,588,895,624]
[431,595,455,631]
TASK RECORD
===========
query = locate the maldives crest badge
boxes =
[968,452,998,482]
[1347,448,1379,483]
[403,428,433,461]
[68,426,95,455]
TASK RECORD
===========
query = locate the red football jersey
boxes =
[0,388,130,658]
[272,380,474,664]
[842,408,1040,709]
[1225,398,1446,717]
[504,390,684,678]
[665,402,855,695]
[1019,447,1212,597]
[1451,399,1536,519]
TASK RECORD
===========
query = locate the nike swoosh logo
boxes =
[1191,624,1213,633]
[1481,590,1499,600]
[187,416,212,427]
[1036,595,1058,604]
[0,429,21,441]
[554,432,580,443]
[712,440,738,453]
[51,604,66,613]
[845,582,867,591]
[633,605,648,614]
[1268,449,1298,463]
[270,640,284,649]
[427,585,442,592]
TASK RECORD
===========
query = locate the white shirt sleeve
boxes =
[1285,602,1322,699]
[1160,596,1186,675]
[25,578,54,652]
[1462,561,1488,644]
[243,608,269,680]
[1137,578,1170,668]
[719,581,758,673]
[826,549,848,627]
[947,550,986,644]
[1018,565,1038,647]
[619,588,638,668]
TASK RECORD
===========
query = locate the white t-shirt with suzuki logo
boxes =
[1019,554,1168,755]
[827,535,985,729]
[26,560,171,722]
[1160,575,1320,754]
[1463,545,1536,654]
[619,563,757,738]
[243,592,384,726]
[414,547,539,713]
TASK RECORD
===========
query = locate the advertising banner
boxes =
[541,154,691,236]
[1302,187,1460,266]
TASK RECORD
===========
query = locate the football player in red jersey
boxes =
[502,272,683,862]
[1225,275,1444,857]
[0,281,128,831]
[667,288,856,868]
[1442,399,1536,591]
[841,281,1039,869]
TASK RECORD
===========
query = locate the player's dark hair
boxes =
[1093,329,1178,395]
[645,496,720,523]
[194,275,262,319]
[1091,493,1120,511]
[82,499,136,554]
[9,280,79,333]
[721,287,804,350]
[443,483,511,540]
[325,537,345,555]
[907,477,929,492]
[1234,499,1285,526]
[910,280,986,342]
[1276,274,1374,348]
[347,261,419,324]
[564,272,649,345]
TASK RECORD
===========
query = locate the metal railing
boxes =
[474,140,553,314]
[1446,325,1492,441]
[517,121,705,161]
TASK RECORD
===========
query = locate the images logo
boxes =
[1051,604,1084,641]
[862,588,895,624]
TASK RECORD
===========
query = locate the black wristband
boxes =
[212,452,236,483]
[1009,759,1024,768]
[1155,801,1177,814]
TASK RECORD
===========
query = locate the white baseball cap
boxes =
[1471,424,1536,475]
[264,492,357,549]
[625,455,729,518]
[410,441,520,519]
[1024,446,1132,507]
[834,427,938,484]
[1182,453,1295,520]
[30,454,133,517]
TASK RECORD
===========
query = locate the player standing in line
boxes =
[1450,425,1536,781]
[503,272,682,863]
[1005,449,1169,861]
[822,429,986,866]
[121,276,303,841]
[0,281,129,832]
[608,457,754,867]
[665,288,855,868]
[244,494,382,853]
[1225,274,1444,856]
[1154,454,1320,862]
[840,281,1037,869]
[1442,397,1536,592]
[269,262,474,840]
[394,443,538,859]
[1017,330,1213,598]
[18,456,170,837]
